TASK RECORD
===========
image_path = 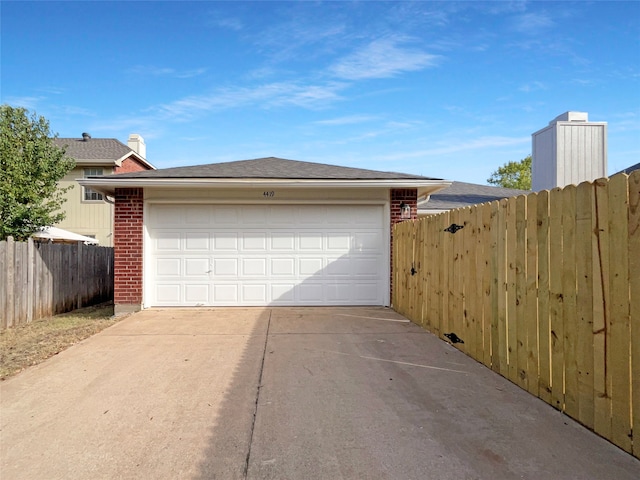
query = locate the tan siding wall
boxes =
[55,167,114,246]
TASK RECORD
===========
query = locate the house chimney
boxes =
[531,111,607,191]
[82,132,91,141]
[127,134,146,159]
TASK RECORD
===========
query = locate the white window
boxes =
[83,168,103,201]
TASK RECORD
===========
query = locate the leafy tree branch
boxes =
[1,105,75,240]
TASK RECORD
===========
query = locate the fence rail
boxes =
[393,171,639,458]
[0,238,114,328]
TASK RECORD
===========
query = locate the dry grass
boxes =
[0,303,120,380]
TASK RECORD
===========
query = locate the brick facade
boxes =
[390,189,418,303]
[113,188,144,314]
[114,156,149,174]
[112,187,417,311]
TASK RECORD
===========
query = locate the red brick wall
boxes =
[114,188,144,308]
[114,156,149,174]
[390,189,417,303]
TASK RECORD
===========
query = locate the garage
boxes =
[146,203,387,306]
[79,157,449,314]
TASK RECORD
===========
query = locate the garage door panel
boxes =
[325,257,351,276]
[353,283,381,302]
[242,284,267,303]
[354,232,382,251]
[185,206,213,226]
[213,284,238,303]
[327,234,351,251]
[243,233,267,250]
[185,232,209,250]
[185,284,209,303]
[271,233,295,250]
[298,283,324,302]
[272,284,295,303]
[214,233,238,250]
[156,284,181,304]
[299,233,323,250]
[241,206,268,225]
[185,258,210,277]
[268,206,296,225]
[156,258,181,276]
[353,257,381,276]
[271,258,295,276]
[297,207,327,225]
[243,258,266,276]
[213,258,237,276]
[213,208,240,226]
[147,204,386,306]
[151,206,183,226]
[157,232,181,251]
[299,258,323,277]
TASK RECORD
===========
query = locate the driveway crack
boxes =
[243,309,272,479]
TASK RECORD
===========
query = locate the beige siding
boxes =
[55,167,114,246]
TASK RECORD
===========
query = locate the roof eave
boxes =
[78,177,452,197]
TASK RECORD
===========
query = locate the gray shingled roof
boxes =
[107,157,441,180]
[53,137,134,161]
[420,181,528,210]
[616,162,640,175]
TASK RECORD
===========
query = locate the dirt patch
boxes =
[0,303,121,380]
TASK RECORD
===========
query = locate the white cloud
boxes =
[510,12,554,35]
[314,114,379,126]
[519,81,546,92]
[152,81,348,120]
[2,96,44,110]
[127,65,207,79]
[330,37,440,80]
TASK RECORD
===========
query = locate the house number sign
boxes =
[263,191,275,198]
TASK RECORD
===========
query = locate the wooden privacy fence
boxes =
[0,237,114,328]
[393,171,639,458]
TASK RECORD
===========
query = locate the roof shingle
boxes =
[53,137,134,161]
[420,181,528,211]
[106,157,441,180]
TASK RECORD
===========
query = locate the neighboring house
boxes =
[79,157,450,313]
[53,133,155,246]
[418,181,528,216]
[616,162,640,175]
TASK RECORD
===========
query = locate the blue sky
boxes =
[2,1,639,183]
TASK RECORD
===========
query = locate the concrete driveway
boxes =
[1,307,638,480]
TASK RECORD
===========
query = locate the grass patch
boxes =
[0,303,121,380]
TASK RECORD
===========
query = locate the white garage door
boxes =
[146,204,387,306]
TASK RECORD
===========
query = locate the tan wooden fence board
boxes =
[563,185,579,420]
[393,172,637,457]
[608,174,632,452]
[525,193,539,397]
[593,177,612,441]
[576,181,595,430]
[537,190,552,403]
[628,170,640,458]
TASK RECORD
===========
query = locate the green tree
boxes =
[0,105,75,240]
[487,155,532,190]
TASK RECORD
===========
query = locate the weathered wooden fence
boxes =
[393,171,639,458]
[0,238,114,328]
